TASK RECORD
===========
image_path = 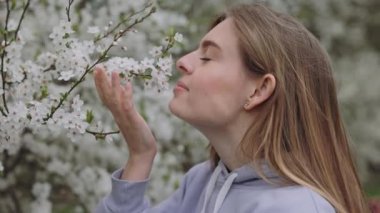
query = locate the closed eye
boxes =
[200,57,211,62]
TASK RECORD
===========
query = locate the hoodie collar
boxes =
[200,160,280,213]
[217,160,279,184]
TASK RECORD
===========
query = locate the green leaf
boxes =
[72,23,79,32]
[86,110,94,124]
[119,72,125,78]
[168,27,175,37]
[63,33,70,39]
[95,134,106,140]
[151,6,157,14]
[41,0,48,7]
[141,74,152,80]
[162,173,170,182]
[173,179,180,189]
[0,28,7,36]
[11,0,17,9]
[60,92,68,101]
[40,85,49,99]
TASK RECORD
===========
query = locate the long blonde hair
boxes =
[209,3,370,213]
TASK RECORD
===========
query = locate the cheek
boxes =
[191,72,245,116]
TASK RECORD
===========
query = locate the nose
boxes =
[176,52,193,75]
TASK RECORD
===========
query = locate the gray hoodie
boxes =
[95,161,335,213]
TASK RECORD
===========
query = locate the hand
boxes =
[93,65,157,180]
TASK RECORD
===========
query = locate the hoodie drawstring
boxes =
[213,172,238,213]
[200,163,238,213]
[200,165,222,213]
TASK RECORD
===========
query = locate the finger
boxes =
[124,81,133,100]
[94,66,109,88]
[111,71,121,98]
[94,67,111,104]
[96,66,112,86]
[120,81,134,112]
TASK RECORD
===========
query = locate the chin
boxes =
[168,99,191,123]
[168,99,181,117]
[168,100,175,114]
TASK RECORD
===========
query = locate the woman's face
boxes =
[169,18,256,130]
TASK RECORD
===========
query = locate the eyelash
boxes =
[200,57,211,62]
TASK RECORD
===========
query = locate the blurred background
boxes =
[0,0,379,212]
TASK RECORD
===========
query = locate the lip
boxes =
[175,81,189,91]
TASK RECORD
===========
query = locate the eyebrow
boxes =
[200,39,222,51]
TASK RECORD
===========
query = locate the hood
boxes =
[218,160,279,184]
[200,160,279,213]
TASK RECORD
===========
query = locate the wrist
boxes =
[120,154,156,181]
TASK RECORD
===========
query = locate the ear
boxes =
[244,74,276,110]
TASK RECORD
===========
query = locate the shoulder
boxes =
[181,161,213,185]
[254,184,336,213]
[185,160,213,178]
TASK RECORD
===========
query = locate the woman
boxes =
[94,3,370,213]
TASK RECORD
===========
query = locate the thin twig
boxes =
[129,71,152,79]
[94,2,152,43]
[9,188,22,213]
[161,36,175,56]
[2,150,10,178]
[66,0,75,22]
[4,72,27,86]
[42,54,108,122]
[85,129,120,139]
[3,149,25,178]
[0,0,11,114]
[43,6,156,122]
[0,0,31,116]
[43,64,56,72]
[0,106,6,116]
[13,0,30,41]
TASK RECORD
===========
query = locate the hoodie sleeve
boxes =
[94,167,192,213]
[94,169,150,213]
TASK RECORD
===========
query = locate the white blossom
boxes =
[8,102,28,121]
[157,56,173,73]
[30,199,52,213]
[49,20,74,41]
[0,1,184,211]
[87,26,100,34]
[7,19,18,31]
[96,37,113,53]
[47,159,71,176]
[72,95,84,112]
[105,135,114,143]
[32,182,51,200]
[58,70,75,81]
[5,42,23,59]
[28,101,50,127]
[149,46,163,57]
[37,52,57,69]
[174,32,184,43]
[140,58,155,70]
